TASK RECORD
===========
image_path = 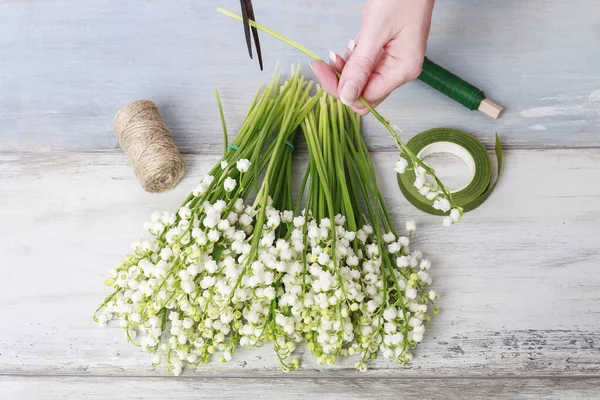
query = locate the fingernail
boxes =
[340,81,359,106]
[309,62,316,74]
[347,38,356,52]
[328,50,336,65]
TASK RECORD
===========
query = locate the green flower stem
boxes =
[294,168,311,218]
[217,8,321,61]
[354,125,396,234]
[337,114,365,232]
[303,111,334,219]
[331,98,357,231]
[215,89,229,157]
[258,70,303,203]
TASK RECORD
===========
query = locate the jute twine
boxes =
[113,100,186,193]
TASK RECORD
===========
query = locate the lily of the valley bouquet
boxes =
[95,67,455,375]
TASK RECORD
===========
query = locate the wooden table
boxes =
[1,1,599,398]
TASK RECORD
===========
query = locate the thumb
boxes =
[338,36,385,106]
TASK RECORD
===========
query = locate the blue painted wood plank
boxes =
[0,0,598,152]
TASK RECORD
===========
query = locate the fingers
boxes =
[311,49,347,97]
[342,35,359,61]
[357,74,396,114]
[342,42,385,115]
[361,56,425,109]
[313,48,388,116]
[337,32,387,107]
[310,60,339,96]
[328,50,346,73]
[313,44,424,117]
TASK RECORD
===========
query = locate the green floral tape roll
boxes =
[397,128,503,215]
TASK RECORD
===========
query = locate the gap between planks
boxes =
[3,143,600,158]
[1,372,600,381]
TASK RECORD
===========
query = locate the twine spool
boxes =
[113,100,186,193]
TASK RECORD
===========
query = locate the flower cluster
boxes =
[279,213,439,369]
[100,163,268,375]
[96,198,438,374]
[396,160,463,226]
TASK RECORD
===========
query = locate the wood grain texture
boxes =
[1,150,599,377]
[2,1,600,396]
[1,0,600,153]
[2,376,600,400]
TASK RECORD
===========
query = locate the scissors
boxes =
[240,0,263,70]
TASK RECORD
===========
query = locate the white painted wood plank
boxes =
[0,0,599,152]
[2,376,600,400]
[0,150,599,377]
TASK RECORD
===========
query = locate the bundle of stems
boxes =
[95,68,439,375]
[94,66,322,375]
[283,95,437,369]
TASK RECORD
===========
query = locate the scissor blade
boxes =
[244,0,263,70]
[240,0,253,60]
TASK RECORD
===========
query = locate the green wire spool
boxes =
[397,128,503,215]
[419,58,504,119]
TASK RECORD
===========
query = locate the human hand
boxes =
[311,0,435,115]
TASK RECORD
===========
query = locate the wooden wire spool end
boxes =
[478,98,504,119]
